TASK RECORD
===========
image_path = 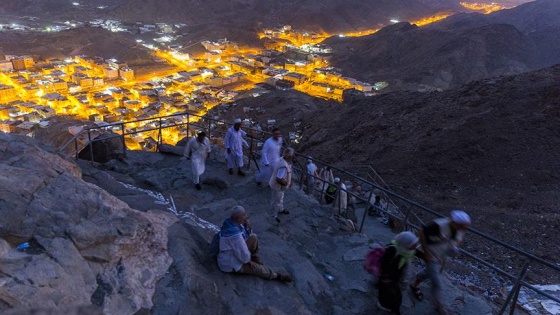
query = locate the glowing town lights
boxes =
[459,2,507,14]
[338,34,345,38]
[411,13,452,27]
[136,39,143,43]
[390,19,400,23]
[72,2,80,6]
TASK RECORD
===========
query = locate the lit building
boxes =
[0,84,17,101]
[283,72,307,85]
[104,67,119,79]
[71,73,93,88]
[0,60,14,72]
[119,68,134,81]
[11,56,35,71]
[52,79,68,92]
[0,120,19,133]
[92,77,104,87]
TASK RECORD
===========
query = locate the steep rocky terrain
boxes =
[326,0,560,91]
[0,133,175,313]
[296,64,560,270]
[0,129,500,314]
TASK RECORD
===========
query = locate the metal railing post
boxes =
[401,205,414,232]
[87,130,94,165]
[358,191,375,233]
[186,113,190,138]
[337,182,342,216]
[120,123,127,158]
[499,260,531,315]
[157,117,163,150]
[247,135,254,170]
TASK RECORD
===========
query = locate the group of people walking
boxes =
[377,210,471,315]
[182,118,472,315]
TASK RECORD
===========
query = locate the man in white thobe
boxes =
[305,157,318,195]
[224,118,247,176]
[332,177,348,215]
[184,131,211,190]
[255,128,282,186]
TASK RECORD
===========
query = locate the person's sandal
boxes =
[410,284,424,301]
[276,273,292,283]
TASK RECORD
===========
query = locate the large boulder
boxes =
[0,133,174,314]
[78,132,126,164]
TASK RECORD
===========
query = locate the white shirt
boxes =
[217,233,251,272]
[261,136,282,166]
[306,162,317,175]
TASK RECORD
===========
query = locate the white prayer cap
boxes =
[233,118,242,124]
[307,156,312,163]
[334,177,340,183]
[450,210,471,225]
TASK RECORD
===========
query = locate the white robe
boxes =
[255,136,282,183]
[224,126,247,168]
[185,137,210,183]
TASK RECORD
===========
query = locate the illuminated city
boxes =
[0,6,519,148]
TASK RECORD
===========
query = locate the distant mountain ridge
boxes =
[326,0,560,90]
[430,0,560,32]
[1,0,452,33]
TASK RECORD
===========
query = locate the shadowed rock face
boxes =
[0,133,175,314]
[78,132,126,164]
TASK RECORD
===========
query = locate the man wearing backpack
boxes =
[217,206,292,282]
[377,231,419,315]
[409,210,471,315]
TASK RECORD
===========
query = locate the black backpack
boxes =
[325,184,337,204]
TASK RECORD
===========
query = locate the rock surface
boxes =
[0,133,174,314]
[77,147,501,315]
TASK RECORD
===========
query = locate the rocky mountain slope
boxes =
[0,0,450,33]
[326,0,560,91]
[0,129,499,314]
[0,133,175,313]
[296,64,560,266]
[0,27,150,62]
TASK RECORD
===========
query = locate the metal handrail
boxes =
[290,155,560,314]
[57,112,560,314]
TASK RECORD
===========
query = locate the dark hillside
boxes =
[326,22,542,90]
[297,64,560,261]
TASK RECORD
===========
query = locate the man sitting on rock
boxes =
[217,206,292,283]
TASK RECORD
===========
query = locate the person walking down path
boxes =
[409,210,471,315]
[305,158,318,195]
[255,128,282,186]
[184,131,211,190]
[332,177,348,215]
[224,118,247,176]
[378,231,420,315]
[217,206,292,282]
[268,147,294,223]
